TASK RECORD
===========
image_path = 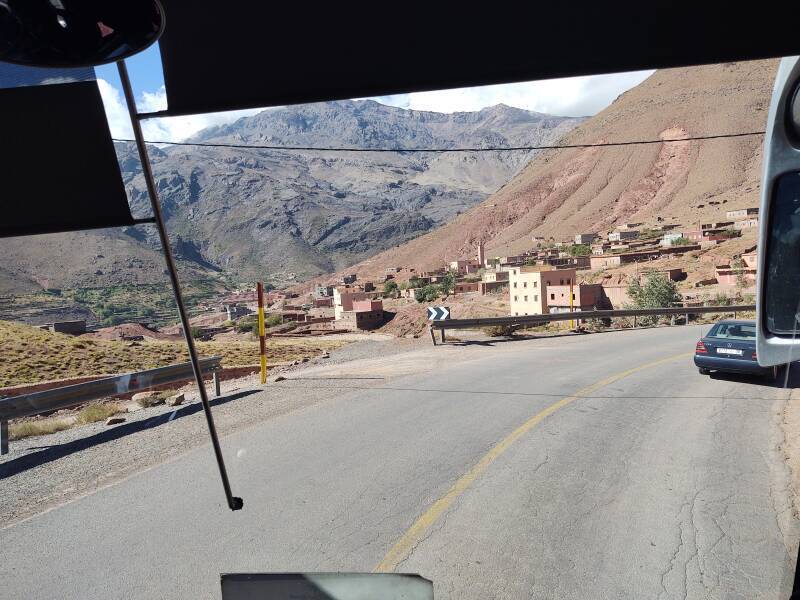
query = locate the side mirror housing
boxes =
[757,56,800,366]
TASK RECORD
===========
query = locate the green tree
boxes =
[235,316,258,333]
[627,273,681,325]
[569,244,591,256]
[265,314,283,327]
[190,326,204,339]
[671,236,692,246]
[440,272,455,296]
[732,258,747,289]
[415,284,441,303]
[408,276,423,289]
[383,280,399,295]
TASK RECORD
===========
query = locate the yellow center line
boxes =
[374,351,693,573]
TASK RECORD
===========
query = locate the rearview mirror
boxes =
[0,0,163,68]
[757,56,800,366]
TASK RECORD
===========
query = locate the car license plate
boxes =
[717,348,743,356]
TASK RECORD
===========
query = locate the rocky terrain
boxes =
[305,59,776,285]
[0,101,582,295]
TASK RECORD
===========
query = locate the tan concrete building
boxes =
[726,207,759,219]
[575,233,597,245]
[609,230,640,242]
[508,266,577,316]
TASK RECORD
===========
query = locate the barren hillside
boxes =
[311,59,776,286]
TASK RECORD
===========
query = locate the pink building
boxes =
[339,299,384,330]
[352,299,383,312]
[546,283,607,312]
[601,285,632,309]
[715,252,758,286]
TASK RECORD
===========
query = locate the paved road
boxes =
[1,326,797,599]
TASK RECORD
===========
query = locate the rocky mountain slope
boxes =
[0,101,581,293]
[314,59,776,284]
[119,101,582,283]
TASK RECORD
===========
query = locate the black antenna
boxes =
[117,59,243,511]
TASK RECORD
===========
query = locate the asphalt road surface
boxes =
[1,326,797,599]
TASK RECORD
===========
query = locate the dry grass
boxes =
[0,320,348,387]
[75,402,125,425]
[134,390,178,408]
[10,418,74,440]
[10,401,125,440]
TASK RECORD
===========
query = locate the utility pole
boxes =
[257,282,267,384]
[569,280,574,330]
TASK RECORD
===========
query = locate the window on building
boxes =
[567,278,571,284]
[550,293,555,300]
[523,282,527,288]
[533,281,537,287]
[513,282,517,288]
[514,296,518,301]
[560,279,564,285]
[524,296,528,301]
[534,295,538,301]
[572,293,576,300]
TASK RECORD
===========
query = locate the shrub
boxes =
[76,402,124,424]
[712,292,733,307]
[415,284,441,303]
[627,273,681,325]
[569,244,591,256]
[265,314,283,327]
[671,236,693,246]
[10,418,73,440]
[190,326,204,339]
[134,391,174,408]
[484,324,516,337]
[235,317,258,333]
[383,280,399,295]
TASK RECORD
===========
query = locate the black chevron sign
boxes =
[427,306,451,321]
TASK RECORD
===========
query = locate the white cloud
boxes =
[97,70,655,144]
[96,78,134,139]
[97,80,263,142]
[373,70,655,117]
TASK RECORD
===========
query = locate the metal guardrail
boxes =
[429,304,755,342]
[0,356,222,454]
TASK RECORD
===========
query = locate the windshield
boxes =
[1,55,799,600]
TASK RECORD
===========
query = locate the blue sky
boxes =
[95,43,164,101]
[94,45,654,142]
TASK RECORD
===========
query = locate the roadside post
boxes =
[0,419,8,455]
[427,306,451,345]
[257,282,267,384]
[213,371,222,397]
[569,281,574,330]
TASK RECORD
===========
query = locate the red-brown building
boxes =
[338,299,385,331]
[454,282,480,294]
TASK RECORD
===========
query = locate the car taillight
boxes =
[752,350,757,360]
[696,341,707,354]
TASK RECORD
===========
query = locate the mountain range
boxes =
[306,59,776,286]
[0,100,583,294]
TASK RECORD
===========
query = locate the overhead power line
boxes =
[111,130,766,154]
